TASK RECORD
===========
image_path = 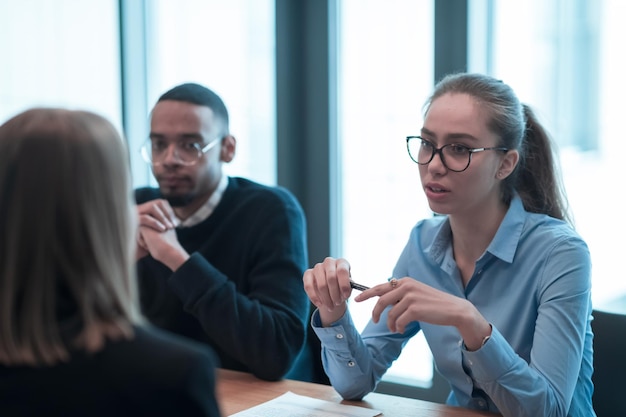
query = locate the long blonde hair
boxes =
[0,108,142,366]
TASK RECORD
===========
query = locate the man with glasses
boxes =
[135,83,318,382]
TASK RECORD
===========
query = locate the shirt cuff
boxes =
[311,308,359,349]
[462,326,518,383]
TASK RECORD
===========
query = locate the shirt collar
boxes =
[177,174,229,228]
[485,195,525,263]
[428,194,526,264]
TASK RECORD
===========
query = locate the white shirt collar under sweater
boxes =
[176,174,229,228]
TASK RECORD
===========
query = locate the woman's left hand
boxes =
[354,278,490,349]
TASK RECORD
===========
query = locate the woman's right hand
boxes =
[303,257,353,326]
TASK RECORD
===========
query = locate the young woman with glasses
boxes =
[303,73,594,416]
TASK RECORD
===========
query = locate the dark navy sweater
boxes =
[135,177,315,381]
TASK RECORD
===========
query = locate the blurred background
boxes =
[1,0,623,402]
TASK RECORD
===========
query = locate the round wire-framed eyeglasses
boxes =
[140,137,222,166]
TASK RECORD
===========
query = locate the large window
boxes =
[477,0,626,307]
[0,0,121,129]
[2,0,622,397]
[140,0,276,188]
[338,0,435,387]
[0,1,275,190]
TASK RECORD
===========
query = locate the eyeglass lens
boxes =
[406,137,471,172]
[141,140,203,166]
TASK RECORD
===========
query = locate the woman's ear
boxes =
[497,149,520,179]
[220,135,236,163]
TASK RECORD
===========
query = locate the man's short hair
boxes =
[158,83,229,132]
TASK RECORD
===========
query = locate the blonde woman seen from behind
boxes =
[0,108,221,417]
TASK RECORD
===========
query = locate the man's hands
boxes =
[136,199,189,271]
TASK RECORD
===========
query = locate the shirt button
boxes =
[478,399,486,408]
[347,361,355,367]
[336,333,344,339]
[457,339,463,347]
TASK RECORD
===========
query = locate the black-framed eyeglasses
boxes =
[140,137,222,166]
[406,136,508,173]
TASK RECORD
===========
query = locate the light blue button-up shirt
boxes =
[312,196,595,417]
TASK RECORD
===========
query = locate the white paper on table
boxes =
[228,391,382,417]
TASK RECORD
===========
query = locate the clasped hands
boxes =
[303,257,491,350]
[135,199,189,271]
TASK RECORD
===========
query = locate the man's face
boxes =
[149,100,223,207]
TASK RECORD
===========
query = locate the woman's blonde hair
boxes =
[0,108,142,366]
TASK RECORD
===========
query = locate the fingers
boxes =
[135,230,149,260]
[368,279,400,323]
[366,279,459,333]
[312,258,343,309]
[354,278,408,331]
[303,269,322,308]
[302,257,352,311]
[384,297,410,333]
[354,277,398,303]
[137,199,178,230]
[138,225,187,268]
[335,258,353,300]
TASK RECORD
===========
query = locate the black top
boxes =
[0,325,221,417]
[135,177,316,381]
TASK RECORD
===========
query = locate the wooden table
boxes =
[217,369,498,416]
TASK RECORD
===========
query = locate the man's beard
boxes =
[163,193,194,207]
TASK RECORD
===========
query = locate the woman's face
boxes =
[418,93,515,218]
